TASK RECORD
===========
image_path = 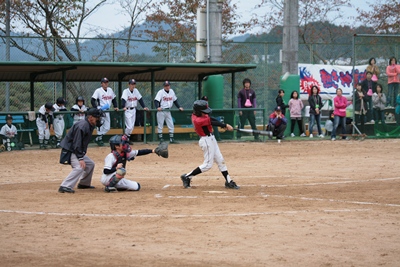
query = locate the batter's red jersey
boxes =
[192,114,213,136]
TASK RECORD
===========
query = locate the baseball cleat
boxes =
[180,174,191,188]
[104,186,118,193]
[225,180,240,190]
[58,186,75,193]
[95,139,104,146]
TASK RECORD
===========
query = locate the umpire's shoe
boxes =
[58,186,75,193]
[225,180,240,190]
[180,174,191,189]
[77,184,95,189]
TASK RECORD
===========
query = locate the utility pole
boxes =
[6,0,11,111]
[208,0,223,63]
[282,0,299,75]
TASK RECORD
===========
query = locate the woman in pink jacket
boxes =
[386,57,399,107]
[331,88,348,141]
[288,91,306,137]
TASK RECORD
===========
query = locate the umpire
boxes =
[58,108,105,193]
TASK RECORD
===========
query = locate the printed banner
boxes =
[299,63,368,101]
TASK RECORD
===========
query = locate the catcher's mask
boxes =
[193,100,212,115]
[109,134,131,153]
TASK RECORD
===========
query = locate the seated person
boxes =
[0,114,24,151]
[267,106,288,140]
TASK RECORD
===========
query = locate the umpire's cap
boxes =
[86,108,105,118]
[193,100,212,114]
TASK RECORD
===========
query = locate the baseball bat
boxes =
[234,128,273,137]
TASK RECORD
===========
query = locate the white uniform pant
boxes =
[53,117,65,140]
[101,174,140,191]
[97,112,110,136]
[157,110,174,135]
[36,118,50,140]
[124,108,136,136]
[198,135,227,173]
[61,153,95,189]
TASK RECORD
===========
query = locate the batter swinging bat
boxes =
[234,128,273,137]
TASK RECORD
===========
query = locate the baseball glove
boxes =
[155,142,168,158]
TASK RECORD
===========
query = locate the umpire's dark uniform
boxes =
[58,108,101,193]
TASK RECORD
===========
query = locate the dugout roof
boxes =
[0,61,256,110]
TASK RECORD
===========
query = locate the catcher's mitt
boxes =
[155,142,168,158]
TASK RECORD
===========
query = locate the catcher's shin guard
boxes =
[105,174,122,192]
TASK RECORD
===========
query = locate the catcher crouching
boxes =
[101,134,168,192]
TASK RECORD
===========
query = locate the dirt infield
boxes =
[1,139,400,267]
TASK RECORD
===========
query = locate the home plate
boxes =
[203,191,227,194]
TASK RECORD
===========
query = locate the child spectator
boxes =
[276,89,289,116]
[308,85,324,138]
[36,102,54,149]
[354,83,368,134]
[267,106,288,140]
[288,91,306,137]
[331,88,348,141]
[71,96,87,124]
[372,84,387,134]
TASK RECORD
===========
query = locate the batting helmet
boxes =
[242,78,251,86]
[45,102,55,111]
[56,97,66,105]
[76,96,85,105]
[193,100,211,115]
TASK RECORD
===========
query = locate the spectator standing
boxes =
[36,102,54,149]
[354,83,368,134]
[267,106,288,141]
[366,57,380,80]
[154,81,184,144]
[276,89,289,116]
[121,79,149,143]
[91,77,119,146]
[372,83,387,133]
[288,91,306,137]
[386,57,400,107]
[237,78,260,141]
[53,97,67,148]
[360,71,377,123]
[331,88,348,141]
[308,85,324,138]
[71,96,87,124]
[58,108,105,193]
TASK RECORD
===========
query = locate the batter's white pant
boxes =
[53,117,65,140]
[60,153,95,189]
[101,174,140,191]
[36,118,50,140]
[198,135,227,173]
[97,112,110,136]
[157,110,174,135]
[124,109,136,136]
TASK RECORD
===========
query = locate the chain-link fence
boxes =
[1,35,399,140]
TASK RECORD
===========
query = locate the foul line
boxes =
[0,208,370,219]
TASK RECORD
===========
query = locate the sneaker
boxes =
[77,184,95,189]
[225,180,240,189]
[95,139,104,146]
[290,133,295,137]
[309,134,313,138]
[331,137,336,141]
[319,134,325,138]
[58,186,75,193]
[170,138,179,144]
[180,174,191,188]
[300,133,306,137]
[104,186,118,193]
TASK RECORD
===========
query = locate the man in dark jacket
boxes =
[58,108,105,193]
[360,71,377,122]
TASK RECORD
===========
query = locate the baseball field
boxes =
[1,138,399,266]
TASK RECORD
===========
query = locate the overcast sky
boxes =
[83,0,367,38]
